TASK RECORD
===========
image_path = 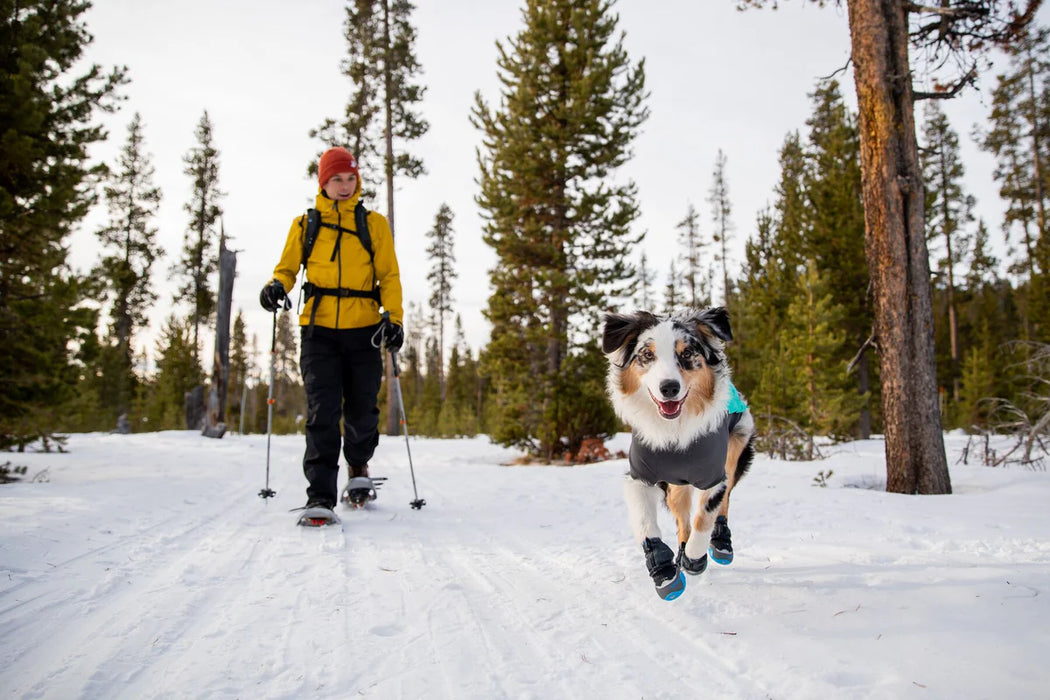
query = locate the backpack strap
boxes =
[300,202,372,266]
[298,202,380,335]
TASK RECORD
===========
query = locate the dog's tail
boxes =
[734,431,756,483]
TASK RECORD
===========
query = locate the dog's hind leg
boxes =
[623,477,665,542]
[665,483,693,547]
[710,427,756,564]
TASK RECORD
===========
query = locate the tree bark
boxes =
[846,0,951,494]
[203,236,235,439]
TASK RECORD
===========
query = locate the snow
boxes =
[2,431,1048,699]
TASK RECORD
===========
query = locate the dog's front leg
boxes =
[623,477,664,542]
[685,480,727,561]
[624,477,685,600]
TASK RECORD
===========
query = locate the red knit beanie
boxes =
[317,147,359,187]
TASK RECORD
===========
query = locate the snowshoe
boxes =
[643,537,686,601]
[709,515,733,565]
[340,476,386,509]
[677,542,708,576]
[295,502,341,527]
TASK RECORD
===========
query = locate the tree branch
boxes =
[913,64,979,100]
[903,2,989,20]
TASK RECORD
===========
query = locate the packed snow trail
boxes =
[2,431,1049,699]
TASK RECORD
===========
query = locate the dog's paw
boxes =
[677,542,708,575]
[654,569,686,600]
[643,538,686,600]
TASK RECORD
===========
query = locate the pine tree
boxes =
[921,101,974,402]
[0,0,126,448]
[443,315,481,436]
[676,203,707,307]
[663,259,680,316]
[148,315,204,430]
[425,203,456,396]
[707,150,734,306]
[312,0,428,436]
[733,136,807,425]
[473,0,648,459]
[271,310,304,433]
[228,311,251,432]
[801,80,872,437]
[416,337,443,435]
[177,111,224,363]
[979,24,1050,340]
[784,262,862,441]
[93,113,164,419]
[634,251,656,310]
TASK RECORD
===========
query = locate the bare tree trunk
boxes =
[382,0,399,437]
[846,0,951,494]
[203,235,236,439]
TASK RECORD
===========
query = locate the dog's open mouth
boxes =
[649,390,687,419]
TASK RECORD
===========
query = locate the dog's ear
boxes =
[602,311,658,355]
[693,307,733,342]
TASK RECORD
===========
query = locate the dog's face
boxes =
[602,308,734,448]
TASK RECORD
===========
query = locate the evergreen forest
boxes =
[2,0,1047,476]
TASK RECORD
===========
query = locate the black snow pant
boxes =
[300,324,383,508]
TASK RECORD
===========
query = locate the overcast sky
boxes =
[71,0,1049,360]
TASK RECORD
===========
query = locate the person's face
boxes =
[324,172,357,201]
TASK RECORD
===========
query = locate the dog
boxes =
[602,307,755,600]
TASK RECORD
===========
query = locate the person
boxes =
[259,146,404,522]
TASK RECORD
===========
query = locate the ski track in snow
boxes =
[2,431,1049,699]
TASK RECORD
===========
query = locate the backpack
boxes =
[298,202,381,331]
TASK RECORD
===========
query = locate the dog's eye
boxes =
[636,348,655,365]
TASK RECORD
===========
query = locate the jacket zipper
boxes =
[334,200,342,329]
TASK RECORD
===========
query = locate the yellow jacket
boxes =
[270,184,403,329]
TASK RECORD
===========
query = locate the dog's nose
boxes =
[659,380,680,399]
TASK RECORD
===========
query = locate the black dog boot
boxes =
[709,515,734,565]
[677,542,708,575]
[643,538,685,601]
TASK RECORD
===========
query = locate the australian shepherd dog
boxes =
[602,307,755,600]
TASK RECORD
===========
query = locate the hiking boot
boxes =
[709,515,734,565]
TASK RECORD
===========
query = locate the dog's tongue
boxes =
[657,398,683,417]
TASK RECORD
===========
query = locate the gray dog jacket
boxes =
[629,400,746,490]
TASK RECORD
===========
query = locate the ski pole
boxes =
[259,297,291,500]
[390,349,424,509]
[379,314,425,510]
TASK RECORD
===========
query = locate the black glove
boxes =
[259,279,287,312]
[385,321,404,352]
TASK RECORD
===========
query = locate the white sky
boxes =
[70,0,1050,362]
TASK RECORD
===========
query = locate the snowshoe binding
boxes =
[677,542,708,576]
[643,537,686,601]
[709,515,733,565]
[340,476,385,509]
[295,502,341,527]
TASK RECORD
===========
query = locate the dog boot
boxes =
[677,542,708,576]
[709,515,734,565]
[643,538,686,601]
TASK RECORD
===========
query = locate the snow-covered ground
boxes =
[1,430,1048,699]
